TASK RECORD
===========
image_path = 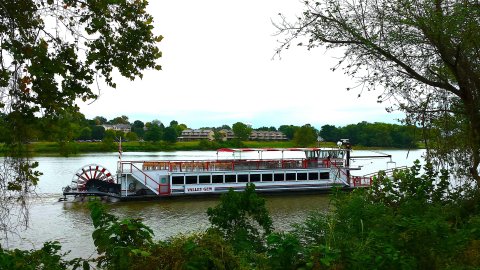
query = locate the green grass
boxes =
[243,141,295,148]
[0,140,417,156]
[2,141,300,155]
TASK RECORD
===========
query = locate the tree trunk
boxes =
[464,99,480,184]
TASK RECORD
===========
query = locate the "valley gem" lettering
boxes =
[186,186,214,193]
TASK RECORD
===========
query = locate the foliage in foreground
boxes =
[0,242,86,270]
[0,0,162,238]
[1,163,480,269]
[277,0,480,182]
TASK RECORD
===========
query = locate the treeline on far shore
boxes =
[0,140,338,156]
[0,109,419,154]
[319,122,418,148]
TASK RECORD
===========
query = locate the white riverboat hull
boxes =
[64,146,379,200]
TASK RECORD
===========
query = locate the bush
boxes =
[291,163,480,269]
[207,183,273,255]
[0,242,86,270]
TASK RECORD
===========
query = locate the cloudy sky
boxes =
[78,0,404,129]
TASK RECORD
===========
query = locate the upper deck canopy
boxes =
[216,147,341,153]
[216,148,348,160]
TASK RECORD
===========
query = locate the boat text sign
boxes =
[185,185,215,193]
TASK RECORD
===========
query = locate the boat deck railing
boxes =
[351,166,409,187]
[351,176,373,187]
[118,158,345,173]
[122,162,170,195]
[362,166,409,178]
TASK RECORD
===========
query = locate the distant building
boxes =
[219,129,287,141]
[178,129,288,141]
[178,129,214,141]
[249,131,287,141]
[102,124,132,134]
[219,129,235,141]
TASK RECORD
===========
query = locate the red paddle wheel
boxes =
[70,164,115,191]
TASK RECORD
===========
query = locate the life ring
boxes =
[128,182,136,192]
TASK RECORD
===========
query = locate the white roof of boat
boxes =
[216,147,342,153]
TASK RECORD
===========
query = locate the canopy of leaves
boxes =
[320,122,418,148]
[163,126,177,143]
[232,122,252,141]
[109,116,130,125]
[1,0,162,118]
[0,0,162,237]
[293,124,317,147]
[144,123,163,142]
[278,125,299,140]
[276,0,480,182]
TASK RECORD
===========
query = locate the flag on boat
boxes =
[118,137,123,160]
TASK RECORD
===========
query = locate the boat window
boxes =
[238,174,249,182]
[250,174,260,182]
[286,173,296,181]
[305,151,318,159]
[212,175,223,183]
[329,150,345,159]
[186,176,197,184]
[225,174,236,183]
[262,174,273,181]
[297,173,308,181]
[274,173,285,181]
[309,172,319,180]
[199,175,210,184]
[172,176,184,185]
[320,172,329,179]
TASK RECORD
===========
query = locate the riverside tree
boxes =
[293,124,317,147]
[0,0,162,237]
[276,0,480,183]
[232,122,252,141]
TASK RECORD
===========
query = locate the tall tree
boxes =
[276,0,480,183]
[232,122,252,141]
[125,131,138,142]
[320,124,339,142]
[169,120,187,136]
[94,116,108,125]
[278,125,299,140]
[163,126,178,143]
[144,122,162,142]
[77,127,92,141]
[293,124,317,147]
[91,125,106,140]
[132,120,145,138]
[219,124,231,130]
[132,120,145,129]
[40,108,84,155]
[102,129,116,151]
[175,123,187,136]
[0,0,162,236]
[256,126,277,131]
[109,115,130,125]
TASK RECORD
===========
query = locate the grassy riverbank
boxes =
[0,140,415,156]
[0,141,313,155]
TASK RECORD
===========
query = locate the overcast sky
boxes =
[77,0,404,129]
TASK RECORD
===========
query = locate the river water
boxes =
[1,149,424,258]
